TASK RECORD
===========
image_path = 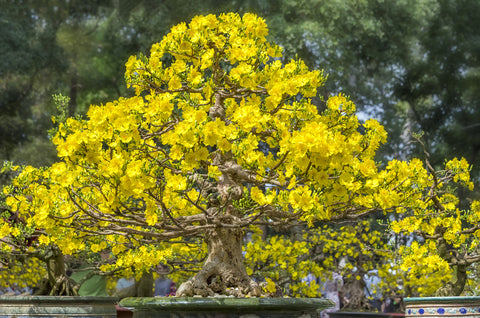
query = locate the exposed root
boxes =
[177,267,263,297]
[34,275,79,296]
[50,274,79,296]
[176,225,264,297]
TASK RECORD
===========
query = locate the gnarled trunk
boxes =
[34,247,79,296]
[435,232,468,296]
[176,227,261,297]
[176,93,263,297]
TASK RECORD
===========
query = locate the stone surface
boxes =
[120,297,333,318]
[0,295,117,318]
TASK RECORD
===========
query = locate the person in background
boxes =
[321,272,343,318]
[364,269,382,312]
[154,264,175,296]
[116,277,134,292]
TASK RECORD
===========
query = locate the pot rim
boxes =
[0,295,118,304]
[120,297,332,311]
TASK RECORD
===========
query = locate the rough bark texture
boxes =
[435,264,468,296]
[176,93,264,297]
[176,227,261,297]
[435,231,468,296]
[340,273,368,310]
[34,248,79,296]
[136,271,155,297]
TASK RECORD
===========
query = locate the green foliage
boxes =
[392,0,480,176]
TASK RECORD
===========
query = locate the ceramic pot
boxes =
[405,296,480,317]
[0,295,117,317]
[120,297,333,318]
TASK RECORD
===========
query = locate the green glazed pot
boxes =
[405,296,480,317]
[120,297,333,318]
[0,296,117,318]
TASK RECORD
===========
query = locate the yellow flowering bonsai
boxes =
[0,199,47,295]
[245,219,400,307]
[1,13,474,297]
[390,140,478,296]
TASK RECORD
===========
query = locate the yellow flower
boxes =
[0,223,11,238]
[168,76,182,90]
[289,187,314,211]
[264,277,277,293]
[208,166,222,180]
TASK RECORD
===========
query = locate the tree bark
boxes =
[176,226,261,297]
[34,247,79,296]
[435,234,468,296]
[451,264,467,296]
[176,93,262,297]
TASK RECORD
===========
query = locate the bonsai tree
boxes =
[0,199,107,296]
[244,219,402,308]
[1,169,157,297]
[0,203,46,295]
[0,195,71,295]
[1,124,118,297]
[1,12,472,297]
[390,140,478,296]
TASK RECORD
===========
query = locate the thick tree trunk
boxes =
[176,227,261,297]
[435,234,468,296]
[47,251,65,287]
[451,264,467,296]
[177,94,262,297]
[34,247,79,296]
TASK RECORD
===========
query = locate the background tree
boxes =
[0,1,60,170]
[392,0,480,178]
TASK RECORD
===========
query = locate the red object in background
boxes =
[116,305,133,318]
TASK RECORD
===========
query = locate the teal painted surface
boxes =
[405,296,480,304]
[120,297,333,318]
[0,296,117,317]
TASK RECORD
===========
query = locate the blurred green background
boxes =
[1,0,479,191]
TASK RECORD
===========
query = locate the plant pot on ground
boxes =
[119,297,333,318]
[0,295,117,318]
[404,296,480,317]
